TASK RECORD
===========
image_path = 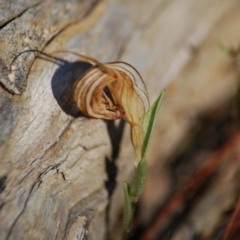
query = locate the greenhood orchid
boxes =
[70,52,150,167]
[52,51,164,231]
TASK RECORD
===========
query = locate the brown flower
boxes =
[60,52,149,166]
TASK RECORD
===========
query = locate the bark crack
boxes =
[42,0,102,50]
[0,1,41,29]
[29,118,75,167]
[5,164,61,240]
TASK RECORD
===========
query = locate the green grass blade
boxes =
[141,91,164,159]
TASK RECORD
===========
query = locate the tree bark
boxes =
[0,0,240,239]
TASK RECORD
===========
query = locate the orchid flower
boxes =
[69,52,149,167]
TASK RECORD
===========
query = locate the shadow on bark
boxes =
[51,60,92,117]
[105,119,125,238]
[105,119,125,197]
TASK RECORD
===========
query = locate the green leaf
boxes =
[123,182,134,231]
[130,158,147,202]
[141,91,164,159]
[122,91,164,231]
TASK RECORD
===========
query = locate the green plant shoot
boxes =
[130,158,147,203]
[123,91,165,231]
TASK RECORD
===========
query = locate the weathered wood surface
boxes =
[0,0,240,239]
